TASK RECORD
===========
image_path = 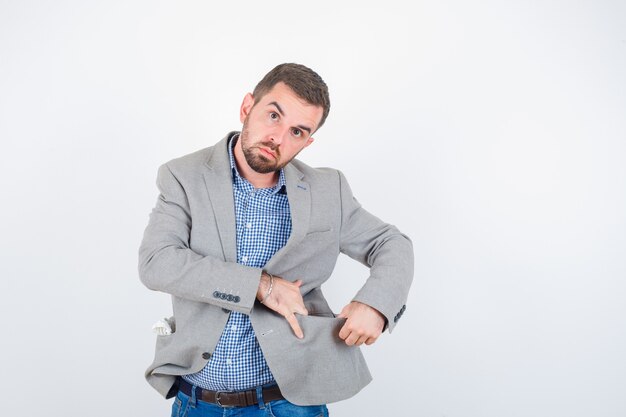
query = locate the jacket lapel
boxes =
[202,135,238,263]
[264,163,310,269]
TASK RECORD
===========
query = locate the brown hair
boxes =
[252,63,331,131]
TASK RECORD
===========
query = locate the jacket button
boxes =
[233,296,241,303]
[202,352,212,360]
[226,294,234,302]
[213,291,220,298]
[222,308,230,313]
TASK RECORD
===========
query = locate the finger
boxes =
[365,336,378,345]
[338,322,350,340]
[294,304,309,316]
[293,279,303,287]
[337,305,349,319]
[285,313,304,339]
[355,335,369,346]
[344,331,359,346]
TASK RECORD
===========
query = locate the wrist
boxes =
[260,273,274,304]
[257,272,274,303]
[257,273,269,299]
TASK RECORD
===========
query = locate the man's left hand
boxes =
[337,301,386,346]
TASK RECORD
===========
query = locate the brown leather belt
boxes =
[178,378,284,407]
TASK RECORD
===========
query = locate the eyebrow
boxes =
[268,101,312,135]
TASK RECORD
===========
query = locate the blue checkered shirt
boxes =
[182,134,291,391]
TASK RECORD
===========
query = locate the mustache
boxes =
[259,141,277,150]
[257,141,280,155]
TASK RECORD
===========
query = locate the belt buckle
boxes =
[215,391,234,408]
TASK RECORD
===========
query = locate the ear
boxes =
[304,137,315,148]
[239,93,255,123]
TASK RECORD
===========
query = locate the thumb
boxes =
[337,304,350,319]
[293,279,303,287]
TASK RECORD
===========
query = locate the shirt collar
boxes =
[228,133,287,195]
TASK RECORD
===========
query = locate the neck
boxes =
[233,139,279,189]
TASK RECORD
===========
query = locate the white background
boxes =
[1,1,625,416]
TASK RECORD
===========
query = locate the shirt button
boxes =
[231,325,237,331]
[202,352,212,360]
[246,223,252,229]
[226,359,232,365]
[241,256,248,263]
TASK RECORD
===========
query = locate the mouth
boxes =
[259,147,277,159]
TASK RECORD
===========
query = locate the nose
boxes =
[269,126,290,145]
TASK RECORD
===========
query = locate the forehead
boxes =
[256,82,323,128]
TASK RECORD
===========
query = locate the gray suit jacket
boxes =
[138,132,413,405]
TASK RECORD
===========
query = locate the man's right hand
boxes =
[257,272,308,339]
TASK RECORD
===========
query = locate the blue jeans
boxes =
[170,385,329,417]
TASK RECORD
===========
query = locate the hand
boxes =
[337,301,385,346]
[257,273,308,339]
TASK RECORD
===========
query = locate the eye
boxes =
[269,112,279,120]
[292,128,302,137]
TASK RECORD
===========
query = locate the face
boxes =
[237,82,323,174]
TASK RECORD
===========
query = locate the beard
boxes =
[239,121,285,174]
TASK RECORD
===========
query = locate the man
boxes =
[138,63,413,416]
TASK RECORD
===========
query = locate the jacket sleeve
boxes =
[337,170,414,333]
[137,163,261,314]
